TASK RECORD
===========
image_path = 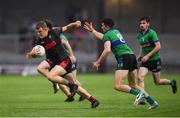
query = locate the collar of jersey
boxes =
[105,28,114,33]
[139,28,150,35]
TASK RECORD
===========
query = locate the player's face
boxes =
[139,20,149,31]
[101,23,107,32]
[36,27,48,38]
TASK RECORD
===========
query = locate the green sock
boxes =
[146,96,155,105]
[129,88,139,96]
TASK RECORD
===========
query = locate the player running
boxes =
[44,19,85,102]
[137,16,177,94]
[84,18,158,109]
[58,34,85,102]
[26,20,99,108]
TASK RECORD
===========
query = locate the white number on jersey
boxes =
[117,34,125,43]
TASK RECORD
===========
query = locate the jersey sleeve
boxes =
[150,30,159,43]
[60,34,68,41]
[102,34,111,43]
[52,29,62,37]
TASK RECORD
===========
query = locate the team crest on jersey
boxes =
[141,37,145,42]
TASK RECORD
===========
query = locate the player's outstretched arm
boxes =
[92,41,111,70]
[84,22,104,40]
[62,21,81,32]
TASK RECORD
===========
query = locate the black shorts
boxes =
[140,58,161,72]
[47,57,73,74]
[116,54,137,71]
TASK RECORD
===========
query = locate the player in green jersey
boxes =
[84,18,158,109]
[137,16,177,94]
[56,34,85,102]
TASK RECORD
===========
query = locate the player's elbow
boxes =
[155,43,161,50]
[104,41,111,53]
[106,49,111,53]
[105,47,111,54]
[156,45,161,50]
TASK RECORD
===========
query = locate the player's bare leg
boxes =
[76,86,100,108]
[37,60,51,77]
[59,74,100,108]
[60,72,78,102]
[72,70,81,85]
[37,61,99,108]
[59,68,85,101]
[138,67,148,88]
[114,70,144,105]
[37,61,60,94]
[62,74,99,108]
[152,72,171,85]
[72,69,86,101]
[128,70,145,91]
[114,70,132,92]
[52,69,79,95]
[58,81,99,107]
[114,70,146,106]
[128,69,158,108]
[152,72,177,94]
[48,66,78,98]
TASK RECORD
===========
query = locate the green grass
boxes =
[0,73,179,117]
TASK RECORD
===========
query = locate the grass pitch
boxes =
[0,73,179,117]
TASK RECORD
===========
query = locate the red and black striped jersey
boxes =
[36,28,68,64]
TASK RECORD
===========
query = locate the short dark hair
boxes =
[35,21,47,29]
[44,19,53,29]
[101,18,114,28]
[139,16,150,23]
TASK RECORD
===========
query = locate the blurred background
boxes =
[0,0,180,75]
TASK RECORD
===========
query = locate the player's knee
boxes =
[138,75,145,82]
[114,83,122,91]
[114,86,119,91]
[37,65,43,73]
[46,73,55,82]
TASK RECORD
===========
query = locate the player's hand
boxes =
[137,56,142,62]
[26,52,33,59]
[62,20,82,32]
[75,21,81,27]
[32,46,43,56]
[141,55,149,62]
[26,48,39,59]
[70,55,77,63]
[84,22,94,32]
[92,61,100,71]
